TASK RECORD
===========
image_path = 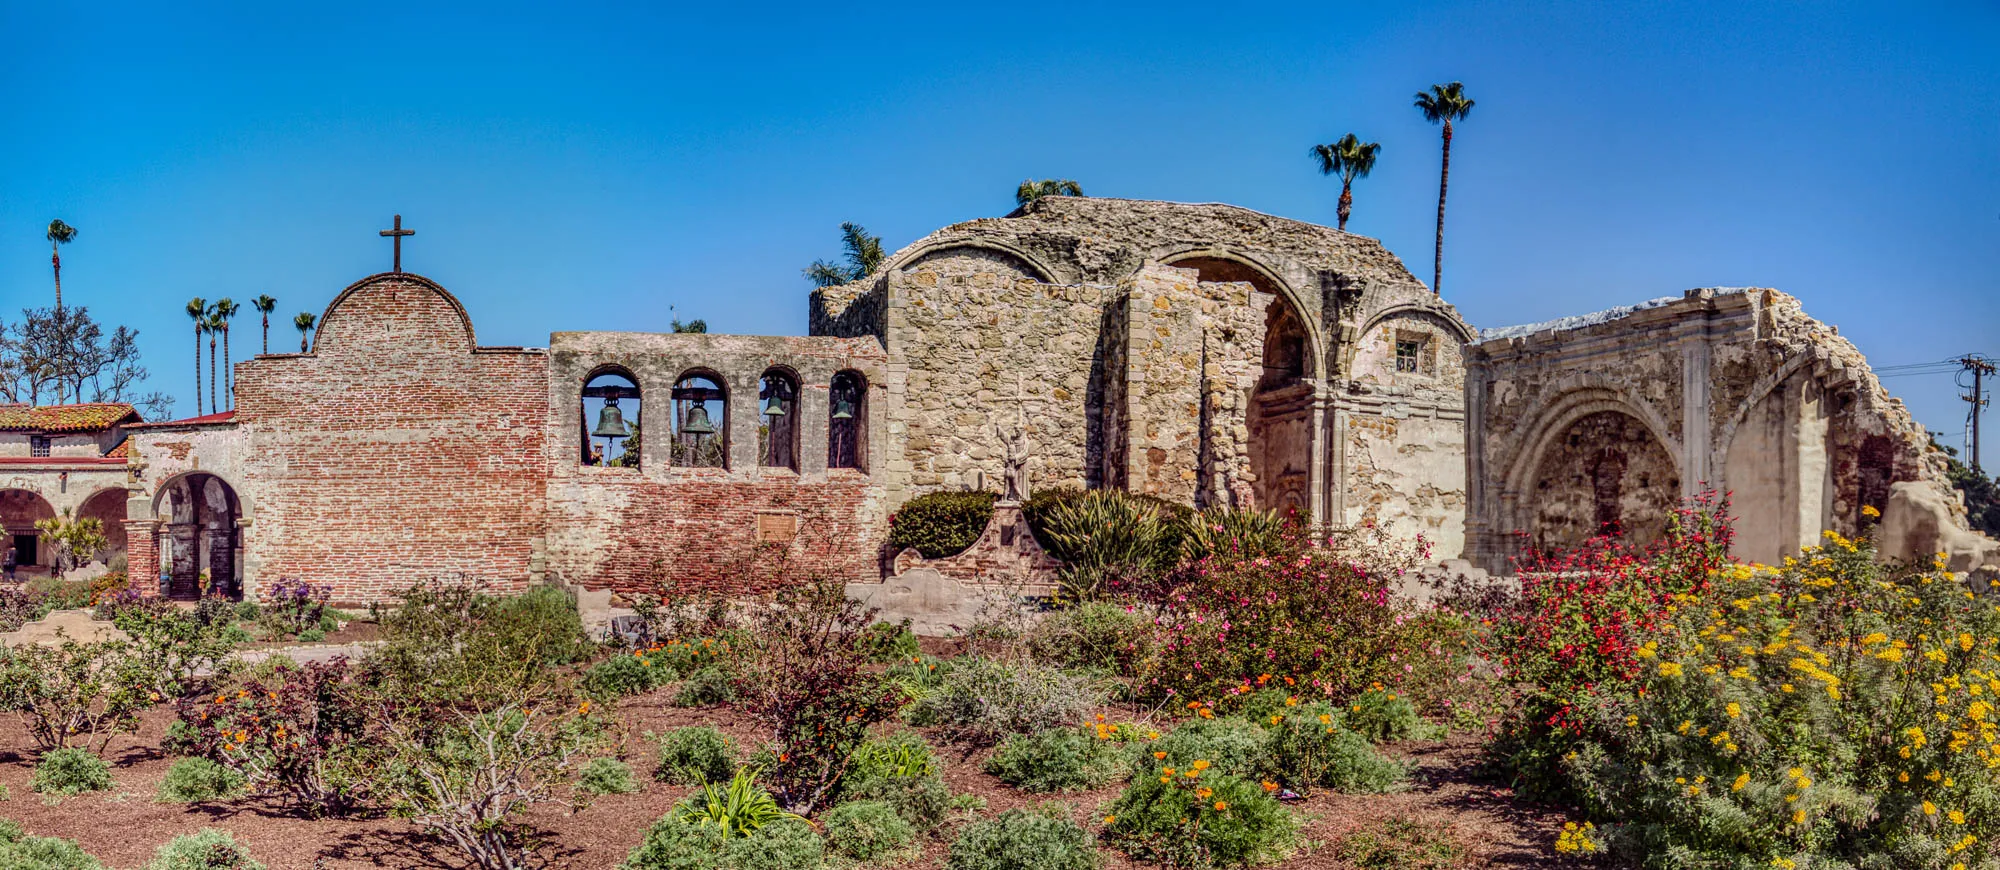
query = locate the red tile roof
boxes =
[0,403,140,433]
[105,439,131,458]
[123,409,235,428]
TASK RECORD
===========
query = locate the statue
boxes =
[996,417,1031,503]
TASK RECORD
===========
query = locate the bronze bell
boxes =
[762,393,787,417]
[831,393,855,420]
[592,397,631,438]
[682,403,716,435]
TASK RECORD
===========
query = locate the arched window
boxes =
[828,370,867,471]
[758,369,800,470]
[581,369,642,469]
[671,372,728,468]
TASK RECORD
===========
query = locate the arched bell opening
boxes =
[152,472,244,601]
[582,368,642,469]
[828,370,867,471]
[758,368,801,471]
[671,371,728,469]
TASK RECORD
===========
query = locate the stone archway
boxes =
[1249,296,1314,517]
[1,489,57,574]
[76,488,129,564]
[153,473,242,600]
[1526,410,1681,555]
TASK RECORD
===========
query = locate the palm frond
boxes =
[186,297,208,321]
[1415,81,1474,123]
[1016,178,1085,207]
[252,294,277,314]
[45,219,76,245]
[293,312,315,330]
[839,222,885,276]
[803,260,851,288]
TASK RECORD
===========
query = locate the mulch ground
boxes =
[0,683,1611,870]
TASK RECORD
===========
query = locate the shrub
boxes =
[0,639,152,752]
[946,805,1098,870]
[622,810,823,870]
[104,597,244,699]
[85,571,128,605]
[1042,490,1181,600]
[985,726,1123,792]
[843,732,952,830]
[822,800,914,861]
[143,829,265,870]
[654,726,736,785]
[585,651,677,700]
[176,658,370,815]
[257,577,331,640]
[717,816,822,870]
[24,576,92,615]
[0,587,40,632]
[887,491,996,559]
[0,821,103,870]
[909,656,1107,744]
[1025,601,1151,674]
[1138,717,1270,781]
[34,512,107,576]
[373,703,608,870]
[157,757,246,803]
[673,665,738,707]
[367,580,592,708]
[1104,766,1295,869]
[1263,703,1403,794]
[731,580,903,814]
[622,814,727,870]
[31,747,113,796]
[858,619,921,663]
[1339,819,1465,870]
[1342,683,1442,743]
[579,757,640,796]
[1178,507,1292,563]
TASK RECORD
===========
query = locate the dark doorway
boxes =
[9,535,34,568]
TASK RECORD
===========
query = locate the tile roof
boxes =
[0,403,140,433]
[124,409,235,428]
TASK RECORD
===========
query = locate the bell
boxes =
[591,398,631,438]
[763,397,786,417]
[682,403,716,435]
[831,394,855,420]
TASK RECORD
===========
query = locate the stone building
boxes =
[0,404,139,574]
[0,196,1988,603]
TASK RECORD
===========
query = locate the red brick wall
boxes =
[124,520,159,597]
[232,274,550,604]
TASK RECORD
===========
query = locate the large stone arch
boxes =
[0,489,57,572]
[889,238,1063,285]
[1500,386,1684,555]
[151,471,246,600]
[1156,249,1325,382]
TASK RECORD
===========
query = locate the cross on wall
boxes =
[379,214,415,273]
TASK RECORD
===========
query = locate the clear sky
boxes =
[2,0,1994,443]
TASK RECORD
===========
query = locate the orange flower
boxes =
[1154,751,1168,760]
[1213,801,1228,811]
[1261,780,1279,792]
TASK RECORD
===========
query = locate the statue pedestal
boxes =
[887,499,1059,594]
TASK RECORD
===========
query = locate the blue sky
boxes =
[2,0,1994,443]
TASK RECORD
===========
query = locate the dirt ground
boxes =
[0,685,1608,870]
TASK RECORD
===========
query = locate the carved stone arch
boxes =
[1502,387,1684,553]
[888,238,1063,284]
[1713,350,1821,476]
[1156,248,1325,382]
[1502,385,1684,505]
[313,272,479,356]
[1359,303,1476,346]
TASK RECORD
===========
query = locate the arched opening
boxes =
[154,473,242,600]
[1249,297,1315,517]
[1529,410,1680,555]
[76,488,129,565]
[828,370,867,471]
[758,369,800,471]
[582,369,642,469]
[1,489,57,577]
[670,372,728,468]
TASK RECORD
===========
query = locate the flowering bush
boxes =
[177,658,371,815]
[1342,683,1443,743]
[258,577,332,640]
[985,725,1128,792]
[1263,701,1404,794]
[582,650,677,700]
[1544,530,2000,869]
[1104,757,1297,869]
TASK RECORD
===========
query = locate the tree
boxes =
[1310,134,1382,232]
[294,312,316,353]
[205,312,222,413]
[186,298,207,415]
[1015,178,1084,207]
[1414,81,1475,296]
[34,510,107,575]
[0,307,171,417]
[46,219,76,311]
[252,294,277,354]
[802,223,885,288]
[211,298,238,409]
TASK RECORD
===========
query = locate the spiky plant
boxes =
[1015,178,1084,207]
[802,222,885,287]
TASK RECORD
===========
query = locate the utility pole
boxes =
[1962,354,1996,473]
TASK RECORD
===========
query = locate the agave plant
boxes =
[673,768,799,839]
[1043,491,1178,600]
[1180,506,1293,562]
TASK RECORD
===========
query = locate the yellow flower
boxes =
[1104,815,1116,825]
[1726,702,1742,718]
[1659,662,1685,678]
[1925,801,1940,816]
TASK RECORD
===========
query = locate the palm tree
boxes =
[803,223,886,287]
[211,298,239,409]
[1311,135,1382,232]
[1015,179,1084,207]
[252,294,277,354]
[1414,81,1475,296]
[46,220,78,310]
[206,313,223,413]
[185,297,208,416]
[294,312,316,353]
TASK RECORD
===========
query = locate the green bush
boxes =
[843,732,952,830]
[1341,684,1442,743]
[1264,703,1404,794]
[156,757,246,803]
[0,820,103,870]
[984,727,1123,792]
[1179,507,1292,563]
[1137,717,1270,781]
[0,638,153,752]
[367,580,592,707]
[31,748,113,796]
[946,806,1098,870]
[717,816,822,870]
[654,726,736,785]
[909,656,1107,744]
[622,814,727,870]
[1339,819,1465,870]
[1105,770,1295,869]
[887,491,996,559]
[585,652,678,700]
[143,829,265,870]
[102,597,244,699]
[823,800,914,861]
[857,620,921,663]
[624,771,820,870]
[580,757,641,796]
[1026,601,1151,673]
[673,665,738,707]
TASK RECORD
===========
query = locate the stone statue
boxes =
[996,418,1030,503]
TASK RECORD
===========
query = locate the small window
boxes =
[671,373,728,468]
[758,370,800,470]
[29,436,51,458]
[581,371,641,469]
[1394,340,1421,373]
[828,371,867,471]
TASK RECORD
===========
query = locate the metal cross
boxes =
[378,214,415,273]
